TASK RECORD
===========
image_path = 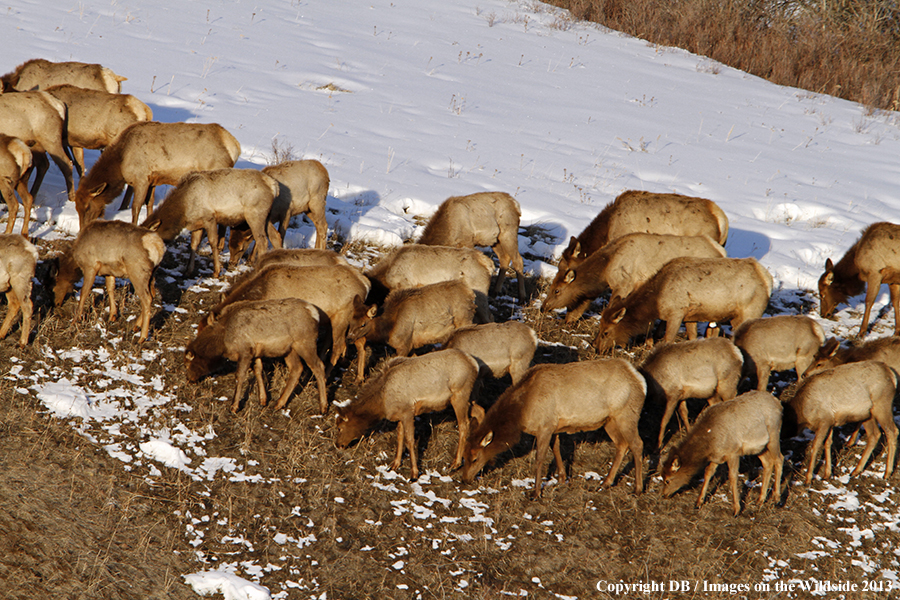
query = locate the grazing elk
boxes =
[418,191,526,301]
[45,84,152,178]
[52,220,165,343]
[640,337,744,450]
[334,348,481,479]
[593,257,773,353]
[732,315,825,390]
[661,390,783,516]
[788,360,898,484]
[204,263,370,368]
[802,335,900,377]
[0,90,74,203]
[818,221,900,337]
[141,168,279,277]
[0,234,38,346]
[2,58,126,93]
[554,190,729,284]
[462,359,646,498]
[445,321,538,385]
[542,233,726,323]
[348,280,477,382]
[0,135,33,235]
[185,298,329,414]
[74,121,241,227]
[365,244,493,320]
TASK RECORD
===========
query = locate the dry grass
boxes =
[546,0,900,112]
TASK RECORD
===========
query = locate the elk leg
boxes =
[71,146,85,178]
[696,461,719,508]
[76,265,100,322]
[246,216,270,264]
[664,317,685,343]
[851,417,882,477]
[118,185,134,210]
[823,428,835,479]
[685,322,698,340]
[17,292,32,347]
[490,243,510,298]
[354,337,368,384]
[1,180,17,234]
[804,427,829,484]
[449,387,472,471]
[28,152,49,199]
[231,355,253,414]
[756,364,772,391]
[658,399,681,450]
[129,182,152,225]
[891,283,900,336]
[0,291,19,339]
[726,455,741,516]
[564,298,593,323]
[47,149,74,202]
[15,179,34,237]
[531,430,553,498]
[606,417,643,492]
[104,276,118,322]
[311,208,328,250]
[266,221,283,251]
[858,276,882,338]
[291,342,329,414]
[133,271,154,343]
[254,357,268,407]
[551,434,566,484]
[757,448,779,507]
[273,351,305,411]
[186,229,204,276]
[205,223,222,278]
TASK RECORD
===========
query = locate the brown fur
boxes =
[593,257,773,353]
[75,121,241,227]
[418,191,526,300]
[803,335,900,377]
[205,263,370,368]
[445,321,538,385]
[141,168,279,277]
[661,390,783,516]
[185,298,329,414]
[0,234,38,346]
[0,91,74,203]
[818,221,900,337]
[334,349,480,479]
[732,315,825,390]
[462,359,646,498]
[348,280,477,383]
[45,84,152,178]
[543,233,726,322]
[640,337,744,450]
[789,360,898,484]
[556,190,730,279]
[2,58,126,93]
[52,220,165,343]
[0,135,34,235]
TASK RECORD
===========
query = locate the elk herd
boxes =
[2,58,900,516]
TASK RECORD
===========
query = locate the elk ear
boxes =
[822,272,834,286]
[610,306,627,324]
[88,182,107,198]
[824,258,834,272]
[366,305,377,318]
[145,220,161,233]
[479,431,493,448]
[572,241,582,258]
[823,337,840,357]
[469,403,485,426]
[670,456,680,472]
[206,313,217,326]
[185,351,195,361]
[563,270,575,284]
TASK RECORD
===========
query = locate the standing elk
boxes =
[788,360,898,484]
[445,321,538,385]
[553,190,729,287]
[334,348,481,480]
[44,84,152,178]
[0,90,74,203]
[640,337,744,450]
[2,58,126,93]
[348,280,477,382]
[660,390,783,516]
[542,233,726,323]
[52,220,165,343]
[0,234,38,346]
[185,298,330,414]
[0,135,33,236]
[593,257,773,353]
[141,168,279,277]
[462,359,646,498]
[732,315,825,390]
[818,221,900,337]
[418,191,526,301]
[74,121,241,227]
[204,263,370,369]
[802,335,900,377]
[365,244,493,321]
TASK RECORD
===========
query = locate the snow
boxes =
[3,0,900,598]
